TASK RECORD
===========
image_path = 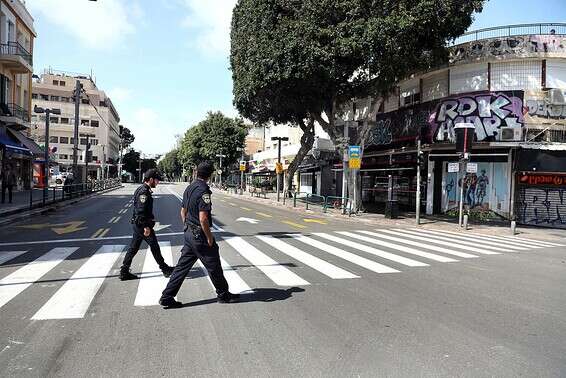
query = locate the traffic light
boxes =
[417,151,425,170]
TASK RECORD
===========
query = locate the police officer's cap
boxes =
[197,161,215,178]
[144,169,162,181]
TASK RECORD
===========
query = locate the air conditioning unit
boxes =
[546,89,566,105]
[499,127,523,141]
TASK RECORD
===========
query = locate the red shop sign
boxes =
[518,173,566,186]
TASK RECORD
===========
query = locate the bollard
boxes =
[511,220,517,235]
[463,214,469,230]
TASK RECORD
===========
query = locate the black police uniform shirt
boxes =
[182,179,212,228]
[132,183,155,228]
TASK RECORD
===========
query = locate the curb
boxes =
[0,185,124,227]
[213,188,565,242]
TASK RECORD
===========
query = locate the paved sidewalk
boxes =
[0,188,64,217]
[216,188,566,242]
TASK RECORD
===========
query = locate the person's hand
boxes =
[144,227,151,237]
[207,237,214,247]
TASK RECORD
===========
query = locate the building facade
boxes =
[31,70,121,180]
[0,0,37,189]
[357,24,566,228]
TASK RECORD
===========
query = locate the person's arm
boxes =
[180,207,187,223]
[199,211,214,247]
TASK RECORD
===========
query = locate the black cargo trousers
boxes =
[121,224,167,270]
[161,229,229,300]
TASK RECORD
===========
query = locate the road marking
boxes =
[0,251,28,265]
[393,229,501,255]
[32,245,125,319]
[255,212,272,218]
[135,242,174,306]
[91,228,104,239]
[314,233,429,267]
[474,233,565,248]
[0,247,79,309]
[220,257,252,294]
[281,220,307,229]
[119,209,128,214]
[108,217,117,224]
[303,219,327,225]
[412,229,528,251]
[17,221,86,235]
[99,228,110,238]
[229,203,237,207]
[291,235,399,274]
[240,207,252,211]
[113,216,121,224]
[236,217,260,224]
[337,231,458,263]
[358,231,478,258]
[256,235,358,279]
[220,199,227,203]
[224,236,309,286]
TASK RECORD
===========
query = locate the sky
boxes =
[27,0,566,155]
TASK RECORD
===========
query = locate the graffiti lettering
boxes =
[519,188,566,228]
[367,119,393,146]
[433,93,524,142]
[526,99,566,120]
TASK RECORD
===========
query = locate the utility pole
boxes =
[271,136,289,202]
[85,134,91,182]
[342,123,349,214]
[138,157,143,183]
[34,105,61,205]
[216,154,226,186]
[72,80,81,181]
[416,139,422,225]
[118,125,124,180]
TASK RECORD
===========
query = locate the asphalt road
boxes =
[0,183,565,377]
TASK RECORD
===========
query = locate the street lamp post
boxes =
[216,154,226,187]
[34,105,61,205]
[271,136,289,202]
[237,147,245,194]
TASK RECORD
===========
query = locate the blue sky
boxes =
[27,0,566,155]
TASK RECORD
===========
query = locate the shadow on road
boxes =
[177,287,306,308]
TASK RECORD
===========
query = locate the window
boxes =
[50,95,60,101]
[60,118,69,124]
[31,115,38,121]
[70,138,75,144]
[59,154,68,160]
[40,94,48,100]
[61,97,70,102]
[50,117,59,123]
[99,101,107,107]
[90,139,98,146]
[59,137,69,144]
[49,136,59,143]
[59,81,66,87]
[53,80,59,86]
[90,120,99,127]
[92,156,98,162]
[81,119,90,126]
[80,138,88,145]
[491,61,542,91]
[32,93,38,99]
[39,115,46,121]
[81,98,89,104]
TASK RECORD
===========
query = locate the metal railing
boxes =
[452,23,566,45]
[325,196,351,216]
[0,41,33,65]
[305,194,326,211]
[0,102,30,122]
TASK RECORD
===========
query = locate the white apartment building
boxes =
[31,70,121,180]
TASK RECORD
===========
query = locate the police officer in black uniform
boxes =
[159,161,239,308]
[120,169,174,280]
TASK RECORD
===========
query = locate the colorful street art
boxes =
[517,173,566,228]
[442,162,510,218]
[433,92,525,142]
[450,35,566,64]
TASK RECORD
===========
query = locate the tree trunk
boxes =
[285,117,315,197]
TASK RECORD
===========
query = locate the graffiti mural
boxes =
[432,91,525,142]
[526,99,566,120]
[450,35,566,64]
[517,173,566,228]
[442,162,510,217]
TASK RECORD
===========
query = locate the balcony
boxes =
[0,103,31,130]
[452,22,566,45]
[0,42,33,73]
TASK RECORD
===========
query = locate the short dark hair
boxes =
[197,161,214,179]
[143,169,162,182]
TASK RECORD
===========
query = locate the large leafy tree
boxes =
[158,149,182,180]
[178,112,248,173]
[120,127,135,149]
[122,149,156,182]
[231,0,484,201]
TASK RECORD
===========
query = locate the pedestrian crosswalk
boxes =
[0,229,563,320]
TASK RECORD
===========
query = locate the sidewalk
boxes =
[0,188,64,217]
[216,188,566,242]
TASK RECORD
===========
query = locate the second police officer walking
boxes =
[120,169,174,280]
[160,161,240,308]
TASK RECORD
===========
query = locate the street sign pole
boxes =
[454,123,475,228]
[416,139,421,225]
[348,145,361,215]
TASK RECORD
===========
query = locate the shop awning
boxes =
[7,129,43,156]
[0,134,32,156]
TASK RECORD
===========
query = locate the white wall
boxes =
[547,59,566,89]
[450,63,489,94]
[491,60,542,91]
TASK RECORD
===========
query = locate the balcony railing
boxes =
[452,23,566,46]
[0,103,30,123]
[0,41,33,66]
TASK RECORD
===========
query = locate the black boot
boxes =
[161,265,174,278]
[119,268,138,281]
[159,297,183,309]
[217,292,240,304]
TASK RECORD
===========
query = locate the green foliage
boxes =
[122,149,156,182]
[230,0,485,133]
[120,127,135,150]
[177,112,248,171]
[158,149,182,179]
